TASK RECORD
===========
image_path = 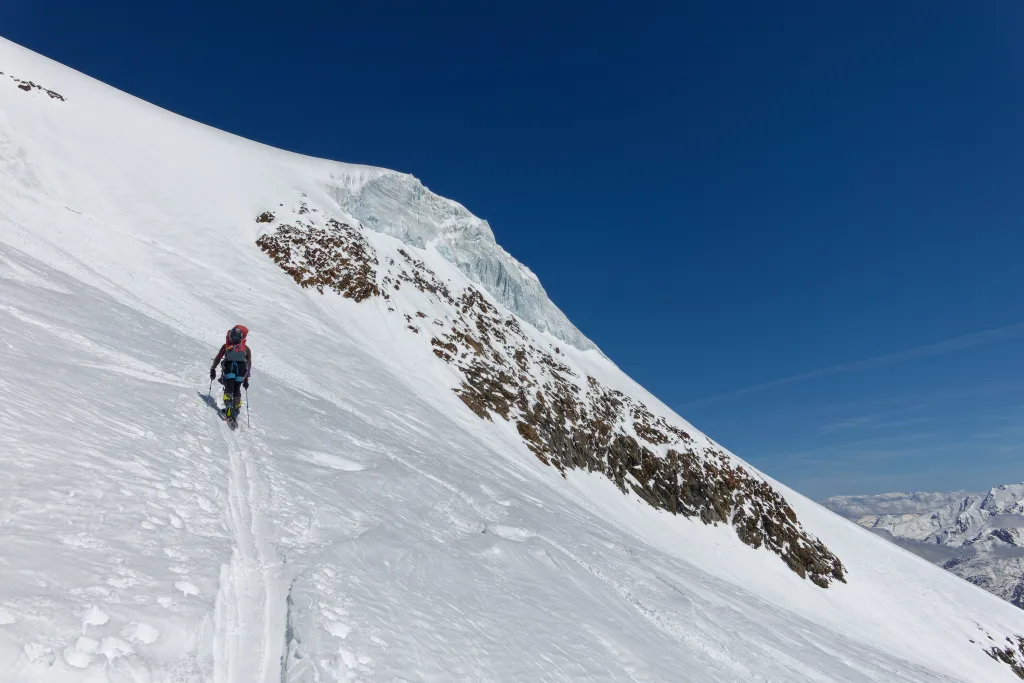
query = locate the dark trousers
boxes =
[220,361,247,412]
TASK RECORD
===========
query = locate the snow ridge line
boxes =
[213,434,288,683]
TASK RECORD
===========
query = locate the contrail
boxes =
[678,321,1024,409]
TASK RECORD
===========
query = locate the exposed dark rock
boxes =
[943,556,968,570]
[433,296,846,587]
[256,211,275,224]
[992,528,1017,546]
[9,75,65,100]
[430,337,457,363]
[986,635,1024,679]
[398,248,453,303]
[255,217,379,302]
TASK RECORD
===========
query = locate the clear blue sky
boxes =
[4,1,1023,499]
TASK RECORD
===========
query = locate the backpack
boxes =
[224,325,249,362]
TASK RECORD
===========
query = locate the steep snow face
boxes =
[253,200,847,589]
[3,37,1024,683]
[324,167,597,352]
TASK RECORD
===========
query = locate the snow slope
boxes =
[2,36,1024,682]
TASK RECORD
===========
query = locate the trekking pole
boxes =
[245,387,250,427]
[208,378,213,397]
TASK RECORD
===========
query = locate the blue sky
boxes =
[3,2,1023,498]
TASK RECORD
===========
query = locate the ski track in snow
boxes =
[212,432,287,683]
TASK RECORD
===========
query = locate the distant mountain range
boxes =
[823,485,1024,610]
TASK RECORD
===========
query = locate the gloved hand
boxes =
[209,368,216,380]
[243,378,249,390]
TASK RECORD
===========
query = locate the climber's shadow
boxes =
[197,391,221,414]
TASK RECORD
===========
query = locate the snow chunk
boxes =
[81,604,109,627]
[64,637,99,668]
[174,581,200,596]
[99,637,133,660]
[326,621,352,640]
[122,622,160,644]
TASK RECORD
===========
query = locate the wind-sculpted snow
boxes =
[325,169,597,352]
[256,200,846,587]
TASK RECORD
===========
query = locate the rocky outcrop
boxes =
[2,71,65,100]
[255,207,379,302]
[256,198,846,588]
[986,634,1024,679]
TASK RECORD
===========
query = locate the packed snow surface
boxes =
[2,36,1024,682]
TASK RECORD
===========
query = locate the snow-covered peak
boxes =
[981,484,1024,515]
[324,168,597,352]
[851,485,1024,547]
